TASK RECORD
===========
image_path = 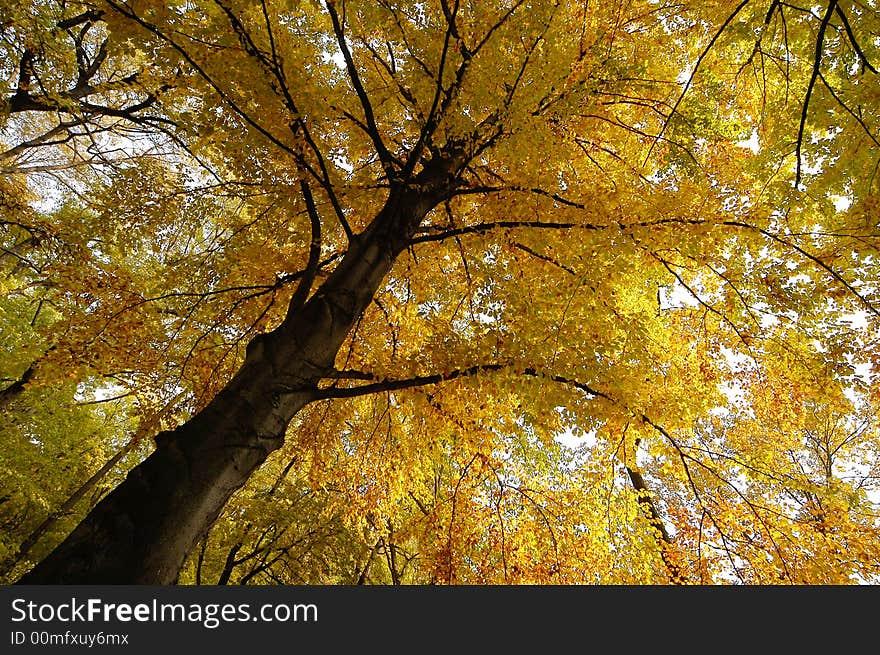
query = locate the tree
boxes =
[2,0,879,584]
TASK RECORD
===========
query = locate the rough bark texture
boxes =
[19,158,462,584]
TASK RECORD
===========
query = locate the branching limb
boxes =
[314,364,506,399]
[625,464,687,584]
[101,0,302,164]
[313,363,608,402]
[209,0,352,239]
[795,0,838,187]
[401,0,459,178]
[287,180,322,311]
[818,70,880,148]
[723,219,879,317]
[411,220,583,245]
[835,4,877,74]
[645,0,751,164]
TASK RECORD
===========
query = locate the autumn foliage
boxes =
[2,0,879,583]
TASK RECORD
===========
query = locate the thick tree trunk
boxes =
[19,165,459,583]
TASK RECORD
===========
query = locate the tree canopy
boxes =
[2,0,879,584]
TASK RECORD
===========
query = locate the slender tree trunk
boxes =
[19,159,462,584]
[0,440,136,577]
[215,543,242,585]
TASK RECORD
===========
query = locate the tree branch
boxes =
[313,364,609,402]
[795,0,838,187]
[411,220,584,245]
[835,4,877,75]
[401,0,459,178]
[645,0,751,164]
[325,0,398,181]
[287,180,323,311]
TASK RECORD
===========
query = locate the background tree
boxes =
[2,0,878,584]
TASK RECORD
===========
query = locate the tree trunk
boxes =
[19,162,460,583]
[1,439,136,577]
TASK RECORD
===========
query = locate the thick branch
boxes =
[402,0,459,178]
[57,10,105,30]
[314,364,506,399]
[102,0,303,164]
[211,0,352,238]
[835,4,877,75]
[314,364,608,402]
[0,363,36,412]
[411,220,583,245]
[287,180,322,310]
[795,0,838,187]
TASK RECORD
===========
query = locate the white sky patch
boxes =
[852,359,873,380]
[719,345,755,371]
[659,281,700,310]
[322,50,346,69]
[842,310,869,329]
[787,272,811,286]
[737,130,760,154]
[800,154,826,176]
[331,153,354,173]
[760,313,780,328]
[831,194,852,212]
[555,426,598,450]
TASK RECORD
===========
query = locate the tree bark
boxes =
[19,158,463,584]
[0,362,35,412]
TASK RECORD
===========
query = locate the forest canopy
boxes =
[1,0,879,584]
